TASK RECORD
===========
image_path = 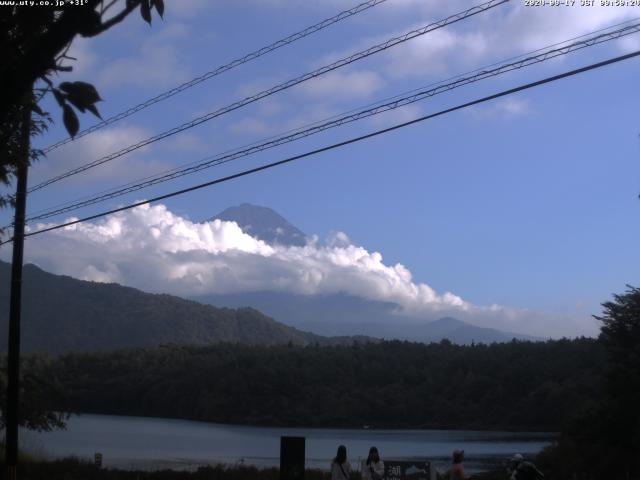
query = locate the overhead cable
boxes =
[3,48,636,245]
[29,0,509,193]
[24,21,640,223]
[27,16,640,221]
[41,0,390,153]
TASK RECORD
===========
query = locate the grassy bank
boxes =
[14,459,315,480]
[10,458,505,480]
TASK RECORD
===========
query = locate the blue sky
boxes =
[2,0,639,337]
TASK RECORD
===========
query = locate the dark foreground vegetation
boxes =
[19,338,603,431]
[4,458,316,480]
[6,457,503,480]
[1,287,637,479]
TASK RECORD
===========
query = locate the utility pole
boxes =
[5,100,31,480]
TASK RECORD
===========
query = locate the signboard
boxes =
[384,460,431,480]
[280,436,305,480]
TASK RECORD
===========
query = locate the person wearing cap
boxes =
[508,453,544,480]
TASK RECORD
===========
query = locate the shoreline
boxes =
[56,411,560,435]
[20,414,551,475]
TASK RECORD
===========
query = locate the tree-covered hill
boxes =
[0,261,370,353]
[38,338,603,431]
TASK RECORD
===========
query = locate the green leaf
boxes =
[65,96,86,113]
[52,89,66,107]
[58,82,73,93]
[62,104,79,138]
[76,81,102,103]
[86,104,102,120]
[59,81,101,105]
[151,0,164,18]
[59,81,102,116]
[140,0,151,24]
[77,10,102,37]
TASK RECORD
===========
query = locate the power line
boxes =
[26,16,640,221]
[28,0,509,193]
[23,21,640,223]
[41,0,390,154]
[4,48,637,245]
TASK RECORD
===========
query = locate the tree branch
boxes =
[101,0,120,15]
[85,1,140,38]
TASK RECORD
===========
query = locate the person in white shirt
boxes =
[331,445,352,480]
[361,446,385,480]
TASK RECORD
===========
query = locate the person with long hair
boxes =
[361,446,384,480]
[331,445,352,480]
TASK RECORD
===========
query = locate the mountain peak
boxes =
[210,203,307,247]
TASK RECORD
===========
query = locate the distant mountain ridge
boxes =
[0,261,372,354]
[201,203,539,344]
[421,317,540,344]
[0,204,539,352]
[210,203,307,247]
[195,291,540,344]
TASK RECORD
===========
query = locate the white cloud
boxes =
[227,104,340,139]
[297,70,385,99]
[617,33,640,53]
[258,99,286,117]
[22,204,462,310]
[368,103,423,128]
[384,29,489,80]
[468,96,532,119]
[161,132,211,153]
[8,203,598,338]
[96,43,191,91]
[165,0,213,19]
[91,17,198,92]
[228,117,271,136]
[499,97,530,116]
[500,4,636,53]
[313,3,637,85]
[59,37,99,77]
[242,0,465,18]
[29,126,171,187]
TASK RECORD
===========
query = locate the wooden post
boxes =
[280,436,305,480]
[5,101,31,480]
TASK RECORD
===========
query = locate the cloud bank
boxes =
[3,203,598,338]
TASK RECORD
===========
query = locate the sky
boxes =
[1,0,640,338]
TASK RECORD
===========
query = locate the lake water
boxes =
[21,414,554,474]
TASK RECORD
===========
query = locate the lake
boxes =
[21,414,554,474]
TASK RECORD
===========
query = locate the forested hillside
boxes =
[37,338,602,431]
[0,262,370,353]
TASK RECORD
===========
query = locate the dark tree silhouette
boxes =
[23,338,604,432]
[594,285,640,479]
[0,0,164,210]
[0,356,67,432]
[0,0,165,440]
[537,286,640,479]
